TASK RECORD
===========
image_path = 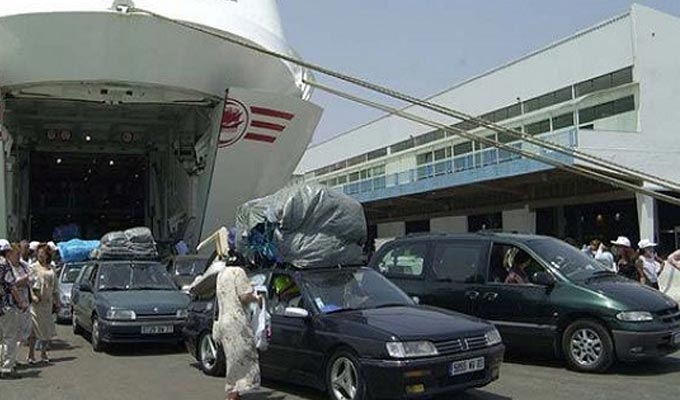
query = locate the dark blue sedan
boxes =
[184,267,504,400]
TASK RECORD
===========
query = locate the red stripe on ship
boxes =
[250,106,294,121]
[251,120,285,132]
[244,133,276,143]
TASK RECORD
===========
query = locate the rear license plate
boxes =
[450,356,485,376]
[672,332,680,345]
[141,325,173,335]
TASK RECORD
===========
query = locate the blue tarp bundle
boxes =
[58,239,100,263]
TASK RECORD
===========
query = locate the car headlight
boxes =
[386,341,438,359]
[616,311,653,322]
[176,309,189,319]
[485,328,502,346]
[106,309,137,321]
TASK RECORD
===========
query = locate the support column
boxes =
[431,216,468,233]
[377,221,405,238]
[636,193,658,242]
[502,206,537,233]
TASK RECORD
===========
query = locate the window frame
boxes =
[483,241,556,287]
[430,240,489,284]
[375,241,431,281]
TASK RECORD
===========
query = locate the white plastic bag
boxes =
[249,286,271,351]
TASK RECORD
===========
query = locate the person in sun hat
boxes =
[611,236,639,281]
[636,239,661,290]
[659,248,680,302]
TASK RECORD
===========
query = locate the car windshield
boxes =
[529,238,609,281]
[61,264,85,284]
[98,263,176,291]
[302,268,413,314]
[174,258,210,276]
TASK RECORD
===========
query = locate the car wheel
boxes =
[91,316,106,353]
[198,332,225,376]
[72,311,83,335]
[326,349,367,400]
[562,319,614,373]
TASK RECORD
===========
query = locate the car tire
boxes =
[91,316,106,353]
[72,311,83,335]
[562,319,614,373]
[197,332,225,377]
[326,349,368,400]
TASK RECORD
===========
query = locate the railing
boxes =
[335,128,578,196]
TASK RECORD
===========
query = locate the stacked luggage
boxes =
[57,239,100,263]
[234,183,367,268]
[97,227,159,259]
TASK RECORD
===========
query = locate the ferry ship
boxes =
[0,0,322,248]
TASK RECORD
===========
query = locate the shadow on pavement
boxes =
[49,339,80,351]
[444,389,513,400]
[503,351,680,376]
[103,342,186,357]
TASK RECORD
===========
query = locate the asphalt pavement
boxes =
[2,324,679,400]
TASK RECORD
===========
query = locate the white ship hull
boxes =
[0,1,322,248]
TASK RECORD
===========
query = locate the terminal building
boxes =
[295,4,680,252]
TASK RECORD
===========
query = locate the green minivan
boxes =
[369,232,680,372]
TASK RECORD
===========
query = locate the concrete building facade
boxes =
[297,5,680,252]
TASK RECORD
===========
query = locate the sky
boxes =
[277,0,680,145]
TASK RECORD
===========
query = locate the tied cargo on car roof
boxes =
[233,184,367,269]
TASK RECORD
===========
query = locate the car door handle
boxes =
[465,290,480,300]
[483,292,499,301]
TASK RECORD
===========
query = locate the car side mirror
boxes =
[283,307,310,319]
[80,282,92,292]
[412,296,420,305]
[533,272,556,287]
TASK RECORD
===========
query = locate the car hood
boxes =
[97,290,190,315]
[327,306,492,341]
[581,276,676,311]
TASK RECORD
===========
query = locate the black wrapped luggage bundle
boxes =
[97,227,159,259]
[235,184,367,268]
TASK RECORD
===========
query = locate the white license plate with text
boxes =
[141,325,173,334]
[450,356,485,376]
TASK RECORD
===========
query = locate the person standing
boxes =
[0,241,29,379]
[611,236,639,281]
[213,265,262,400]
[636,239,661,289]
[27,244,58,364]
[659,249,680,302]
[10,242,32,352]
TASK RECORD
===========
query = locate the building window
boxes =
[347,153,367,168]
[415,130,445,147]
[552,112,574,130]
[367,147,387,160]
[523,86,573,113]
[337,175,347,185]
[578,95,635,124]
[525,119,551,135]
[391,137,415,153]
[575,66,633,97]
[434,147,451,161]
[416,152,433,165]
[349,172,360,182]
[453,141,473,155]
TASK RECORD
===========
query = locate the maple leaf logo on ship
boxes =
[218,98,250,148]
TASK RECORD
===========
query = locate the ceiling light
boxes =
[109,160,115,166]
[56,158,62,165]
[85,135,92,142]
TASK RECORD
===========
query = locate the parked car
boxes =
[368,232,680,373]
[55,262,87,323]
[184,266,504,400]
[71,259,190,352]
[167,255,212,290]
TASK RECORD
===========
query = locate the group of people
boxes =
[0,240,59,379]
[582,236,680,299]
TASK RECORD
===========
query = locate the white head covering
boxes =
[47,241,59,252]
[611,236,631,248]
[637,239,658,249]
[29,241,39,251]
[0,239,11,252]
